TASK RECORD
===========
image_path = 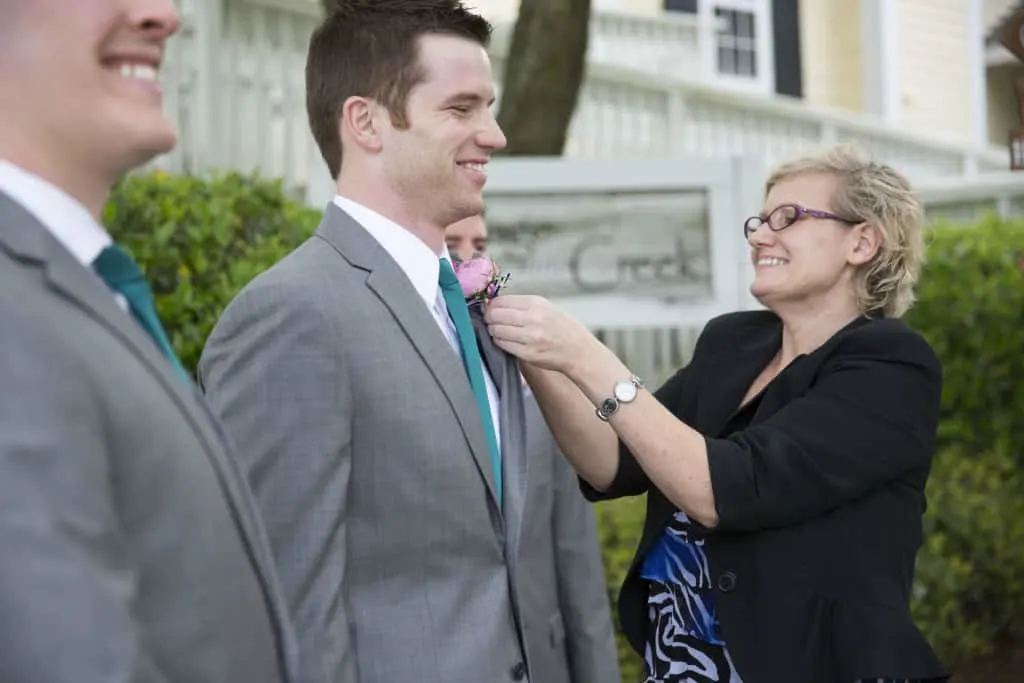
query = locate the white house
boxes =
[160,0,1024,382]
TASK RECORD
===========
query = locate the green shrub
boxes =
[904,216,1024,665]
[911,444,1024,663]
[905,215,1024,457]
[102,171,321,373]
[594,496,647,683]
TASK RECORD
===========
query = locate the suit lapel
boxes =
[316,205,502,508]
[0,195,284,638]
[471,309,528,543]
[471,308,530,655]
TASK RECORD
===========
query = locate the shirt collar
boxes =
[0,159,111,267]
[332,194,453,309]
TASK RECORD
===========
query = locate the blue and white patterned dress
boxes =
[640,510,743,683]
[639,512,917,683]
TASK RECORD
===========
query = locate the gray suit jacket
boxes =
[198,204,531,683]
[0,192,297,683]
[519,395,622,683]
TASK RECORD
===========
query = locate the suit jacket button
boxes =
[510,661,527,681]
[717,571,737,592]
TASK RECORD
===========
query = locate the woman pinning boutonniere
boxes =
[484,144,948,683]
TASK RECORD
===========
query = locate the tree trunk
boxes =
[496,0,590,156]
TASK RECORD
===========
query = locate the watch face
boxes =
[614,380,638,402]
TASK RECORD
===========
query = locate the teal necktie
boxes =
[438,258,502,504]
[92,244,191,385]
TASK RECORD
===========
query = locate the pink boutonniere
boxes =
[452,252,511,307]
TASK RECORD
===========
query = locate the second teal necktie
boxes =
[92,244,191,386]
[438,259,502,505]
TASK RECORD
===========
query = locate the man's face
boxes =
[0,0,179,188]
[378,33,507,230]
[445,214,488,261]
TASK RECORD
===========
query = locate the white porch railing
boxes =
[490,9,722,84]
[485,35,1008,182]
[163,0,1011,205]
[919,171,1024,223]
[160,0,322,190]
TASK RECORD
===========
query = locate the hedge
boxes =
[906,214,1024,458]
[103,171,321,373]
[104,172,1024,680]
[903,216,1024,667]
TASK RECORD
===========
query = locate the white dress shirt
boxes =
[0,160,127,311]
[333,195,502,452]
[0,160,113,266]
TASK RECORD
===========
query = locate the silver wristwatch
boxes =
[595,375,644,421]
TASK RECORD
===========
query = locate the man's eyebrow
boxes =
[441,92,495,107]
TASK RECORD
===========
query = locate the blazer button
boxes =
[510,661,527,681]
[717,571,737,592]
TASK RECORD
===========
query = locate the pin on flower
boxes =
[452,252,511,307]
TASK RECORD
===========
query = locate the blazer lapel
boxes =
[0,193,197,404]
[749,315,872,425]
[0,195,282,623]
[693,314,782,436]
[315,205,501,508]
[471,309,528,540]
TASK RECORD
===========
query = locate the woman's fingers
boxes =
[487,323,531,344]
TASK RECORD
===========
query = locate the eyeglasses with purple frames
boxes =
[744,203,861,239]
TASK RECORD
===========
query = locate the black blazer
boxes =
[583,310,948,683]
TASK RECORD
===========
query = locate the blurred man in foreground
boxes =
[0,1,295,681]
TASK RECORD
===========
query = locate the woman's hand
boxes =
[483,295,597,375]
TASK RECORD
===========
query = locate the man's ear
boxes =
[849,222,881,266]
[340,96,382,153]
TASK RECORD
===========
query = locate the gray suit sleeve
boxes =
[0,325,170,683]
[198,277,357,683]
[550,445,622,683]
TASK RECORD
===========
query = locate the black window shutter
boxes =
[772,0,803,98]
[664,0,698,13]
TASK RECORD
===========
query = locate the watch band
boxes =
[595,375,644,422]
[595,397,619,422]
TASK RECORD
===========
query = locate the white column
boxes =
[192,0,225,170]
[967,0,989,146]
[305,148,337,208]
[697,0,718,85]
[752,0,774,95]
[861,0,901,123]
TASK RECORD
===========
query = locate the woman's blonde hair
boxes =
[764,143,926,318]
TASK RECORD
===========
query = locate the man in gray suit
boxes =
[447,215,622,683]
[198,2,530,682]
[0,1,296,682]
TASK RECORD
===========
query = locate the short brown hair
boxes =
[765,143,926,318]
[306,0,493,179]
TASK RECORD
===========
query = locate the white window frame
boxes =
[697,0,775,96]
